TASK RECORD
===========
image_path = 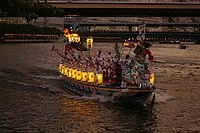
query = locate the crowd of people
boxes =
[61,41,154,88]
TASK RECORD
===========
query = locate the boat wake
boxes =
[63,93,118,103]
[31,75,61,80]
[82,95,116,103]
[1,79,61,94]
[154,89,175,103]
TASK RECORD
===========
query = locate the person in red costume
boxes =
[143,42,154,62]
[145,48,154,62]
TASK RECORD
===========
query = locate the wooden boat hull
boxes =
[62,77,155,105]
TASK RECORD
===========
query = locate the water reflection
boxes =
[62,98,157,132]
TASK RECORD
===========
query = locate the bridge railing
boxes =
[42,0,200,4]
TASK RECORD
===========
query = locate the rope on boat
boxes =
[52,45,81,68]
[52,46,66,59]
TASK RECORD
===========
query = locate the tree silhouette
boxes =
[0,0,64,23]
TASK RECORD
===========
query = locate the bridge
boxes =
[44,1,200,17]
[63,21,200,42]
[65,22,200,27]
[79,31,200,43]
[63,20,200,42]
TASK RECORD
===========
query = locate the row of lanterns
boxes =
[59,64,103,85]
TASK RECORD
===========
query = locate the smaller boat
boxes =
[122,38,134,47]
[63,28,93,51]
[179,43,188,49]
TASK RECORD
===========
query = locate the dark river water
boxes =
[0,43,199,133]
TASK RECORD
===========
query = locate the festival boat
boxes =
[53,26,156,106]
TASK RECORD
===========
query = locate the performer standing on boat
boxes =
[122,54,131,76]
[143,42,154,63]
[114,61,122,86]
[96,50,105,67]
[140,63,151,88]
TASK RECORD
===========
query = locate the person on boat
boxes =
[114,62,122,86]
[96,62,103,74]
[120,77,127,88]
[107,51,116,68]
[103,53,114,79]
[96,50,105,67]
[131,65,140,86]
[102,66,107,80]
[103,58,109,80]
[107,51,115,70]
[122,61,139,87]
[143,42,154,63]
[133,41,146,63]
[105,58,115,83]
[121,54,131,76]
[65,53,72,63]
[140,63,151,88]
[107,51,115,62]
[88,56,95,67]
[108,51,112,58]
[133,41,154,64]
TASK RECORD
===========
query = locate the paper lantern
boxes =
[64,67,68,76]
[150,73,155,85]
[59,64,63,73]
[76,70,82,80]
[88,72,94,83]
[72,69,77,79]
[68,68,72,78]
[86,36,93,50]
[96,73,103,85]
[81,71,88,82]
[61,65,65,75]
